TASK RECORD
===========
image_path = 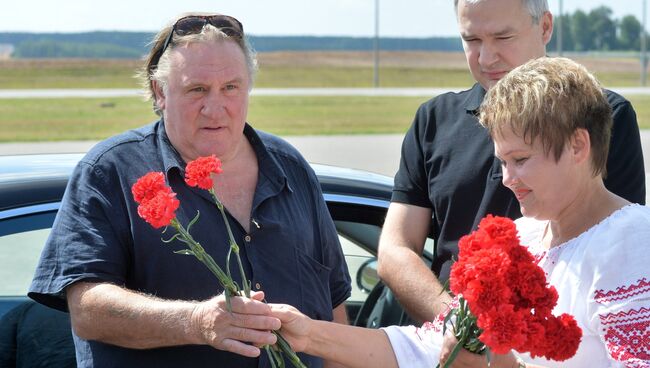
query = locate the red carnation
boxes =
[539,314,582,361]
[136,190,179,228]
[185,155,223,190]
[132,172,168,203]
[477,215,519,252]
[477,305,528,354]
[443,215,581,365]
[508,262,551,309]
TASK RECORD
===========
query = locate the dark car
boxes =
[0,154,432,338]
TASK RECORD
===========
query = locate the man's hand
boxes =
[189,291,280,357]
[68,282,279,355]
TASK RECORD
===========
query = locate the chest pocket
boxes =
[295,247,334,322]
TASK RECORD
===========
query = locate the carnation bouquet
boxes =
[131,155,305,368]
[439,215,582,367]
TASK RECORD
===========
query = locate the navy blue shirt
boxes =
[29,121,351,368]
[393,83,645,283]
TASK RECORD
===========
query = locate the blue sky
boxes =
[1,0,646,37]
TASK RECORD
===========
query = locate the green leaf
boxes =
[162,233,181,244]
[186,210,201,233]
[173,249,195,256]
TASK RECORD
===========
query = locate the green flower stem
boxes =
[210,189,251,298]
[170,218,239,296]
[205,190,305,368]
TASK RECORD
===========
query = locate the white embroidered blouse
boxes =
[383,204,650,368]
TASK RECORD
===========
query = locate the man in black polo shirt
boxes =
[377,0,645,324]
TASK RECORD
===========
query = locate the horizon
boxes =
[0,0,645,38]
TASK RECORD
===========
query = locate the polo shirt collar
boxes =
[463,83,487,114]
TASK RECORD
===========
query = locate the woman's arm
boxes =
[271,304,398,368]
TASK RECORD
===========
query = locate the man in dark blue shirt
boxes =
[377,0,645,324]
[29,13,350,368]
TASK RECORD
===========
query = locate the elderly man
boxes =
[377,0,645,324]
[29,13,350,368]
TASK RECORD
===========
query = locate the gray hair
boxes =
[139,14,257,116]
[454,0,549,24]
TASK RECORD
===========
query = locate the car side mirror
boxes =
[356,258,379,293]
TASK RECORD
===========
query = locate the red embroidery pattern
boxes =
[600,307,650,366]
[595,278,650,304]
[416,298,460,340]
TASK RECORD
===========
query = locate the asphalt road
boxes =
[2,87,650,98]
[1,131,649,196]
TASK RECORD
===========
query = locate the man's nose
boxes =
[478,41,499,68]
[201,90,225,117]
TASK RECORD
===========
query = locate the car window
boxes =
[0,228,49,296]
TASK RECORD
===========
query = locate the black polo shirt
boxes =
[29,120,350,368]
[393,83,645,283]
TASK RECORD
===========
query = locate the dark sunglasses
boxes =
[150,15,244,71]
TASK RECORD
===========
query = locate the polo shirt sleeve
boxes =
[392,102,434,208]
[29,161,130,312]
[604,93,645,205]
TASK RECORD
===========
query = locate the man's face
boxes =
[154,40,250,163]
[457,0,553,90]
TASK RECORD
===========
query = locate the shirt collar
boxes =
[155,119,186,177]
[463,83,487,114]
[155,119,290,193]
[244,124,291,195]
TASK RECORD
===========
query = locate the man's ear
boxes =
[540,11,553,45]
[152,80,166,110]
[571,128,591,165]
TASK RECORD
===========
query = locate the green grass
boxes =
[0,59,644,88]
[1,94,647,142]
[256,66,475,88]
[0,96,426,142]
[0,60,142,89]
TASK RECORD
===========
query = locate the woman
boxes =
[270,57,650,368]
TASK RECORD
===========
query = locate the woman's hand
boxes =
[269,303,313,353]
[439,333,520,368]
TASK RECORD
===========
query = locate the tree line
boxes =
[548,6,647,52]
[0,6,645,58]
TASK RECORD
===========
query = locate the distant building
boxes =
[0,44,14,59]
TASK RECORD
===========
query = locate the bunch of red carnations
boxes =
[131,155,306,368]
[439,215,582,367]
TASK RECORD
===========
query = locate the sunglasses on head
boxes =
[150,15,244,71]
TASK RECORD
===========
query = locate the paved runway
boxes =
[1,130,648,183]
[2,87,650,98]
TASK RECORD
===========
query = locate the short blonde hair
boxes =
[479,57,612,177]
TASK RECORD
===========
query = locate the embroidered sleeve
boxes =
[593,277,650,366]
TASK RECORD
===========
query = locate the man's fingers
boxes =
[232,325,277,345]
[232,312,281,331]
[220,338,263,358]
[225,295,273,315]
[250,290,265,301]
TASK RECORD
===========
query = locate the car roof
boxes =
[0,154,393,212]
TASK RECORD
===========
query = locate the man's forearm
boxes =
[68,282,199,349]
[379,246,452,323]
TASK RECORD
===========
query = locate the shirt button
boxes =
[244,235,251,242]
[255,282,262,290]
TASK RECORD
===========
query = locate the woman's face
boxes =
[494,128,579,221]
